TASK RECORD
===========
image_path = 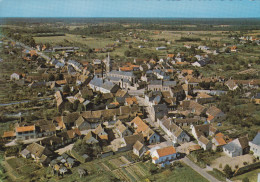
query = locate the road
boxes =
[6,37,51,61]
[182,157,222,182]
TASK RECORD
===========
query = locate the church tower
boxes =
[106,52,110,73]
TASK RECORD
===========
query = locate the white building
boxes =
[150,146,177,167]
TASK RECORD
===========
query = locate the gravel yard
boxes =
[211,153,255,171]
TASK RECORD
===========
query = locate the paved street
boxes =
[182,157,222,182]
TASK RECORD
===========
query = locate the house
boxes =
[174,118,199,127]
[191,124,217,140]
[134,58,148,65]
[20,142,52,165]
[55,91,64,110]
[158,117,190,144]
[225,79,239,91]
[68,60,83,72]
[249,132,260,158]
[186,144,202,155]
[192,60,207,67]
[10,73,22,80]
[156,47,167,51]
[83,131,99,144]
[212,133,230,151]
[53,116,66,131]
[223,136,249,157]
[133,140,146,157]
[180,100,207,116]
[36,120,56,137]
[107,70,136,83]
[185,77,201,87]
[39,135,64,150]
[145,92,162,107]
[196,93,214,104]
[198,135,212,150]
[16,125,37,140]
[170,85,185,101]
[150,146,177,167]
[93,125,108,141]
[89,77,120,94]
[57,128,82,144]
[131,117,160,144]
[115,120,132,138]
[75,116,91,131]
[198,46,210,51]
[206,106,225,123]
[115,133,145,152]
[62,112,81,129]
[148,103,168,122]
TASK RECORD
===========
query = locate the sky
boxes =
[0,0,259,18]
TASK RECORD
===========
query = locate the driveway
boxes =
[182,157,221,182]
[176,141,197,154]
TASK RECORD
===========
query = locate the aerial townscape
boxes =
[0,1,260,182]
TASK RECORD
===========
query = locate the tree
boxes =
[191,57,198,63]
[56,73,64,81]
[48,74,55,81]
[73,100,80,111]
[192,69,200,77]
[223,164,233,178]
[63,85,70,93]
[124,50,131,57]
[225,47,231,53]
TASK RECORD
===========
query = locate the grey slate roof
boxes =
[223,141,241,153]
[108,70,134,77]
[149,80,162,85]
[251,132,260,145]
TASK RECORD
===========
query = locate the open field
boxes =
[5,157,43,181]
[34,34,115,49]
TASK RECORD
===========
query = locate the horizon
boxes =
[0,0,260,18]
[1,17,260,19]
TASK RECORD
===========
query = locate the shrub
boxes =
[242,177,249,182]
[223,164,233,178]
[243,162,248,165]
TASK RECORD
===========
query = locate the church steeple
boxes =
[106,52,110,73]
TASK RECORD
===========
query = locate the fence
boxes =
[233,161,260,176]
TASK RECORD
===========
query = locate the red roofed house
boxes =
[16,125,37,140]
[131,116,160,144]
[2,131,16,141]
[150,146,177,167]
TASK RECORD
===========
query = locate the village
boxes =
[0,18,260,182]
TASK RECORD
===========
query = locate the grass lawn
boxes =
[232,168,260,182]
[149,163,209,182]
[207,170,226,181]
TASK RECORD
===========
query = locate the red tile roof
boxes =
[2,131,15,138]
[156,146,176,157]
[131,116,149,133]
[16,125,35,133]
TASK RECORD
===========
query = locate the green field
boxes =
[34,34,114,49]
[148,163,209,182]
[232,168,260,182]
